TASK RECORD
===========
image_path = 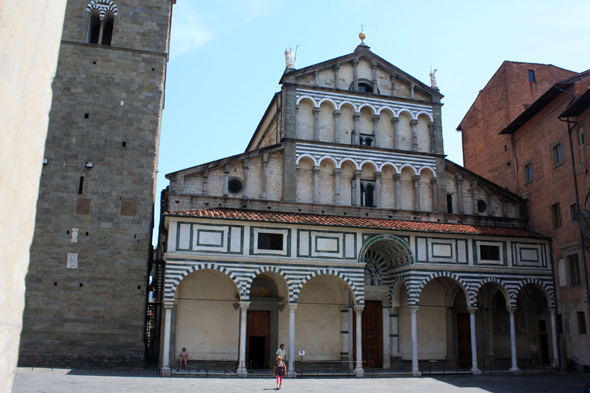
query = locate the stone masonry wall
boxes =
[19,0,172,368]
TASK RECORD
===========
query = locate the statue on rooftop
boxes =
[430,68,438,88]
[285,47,296,69]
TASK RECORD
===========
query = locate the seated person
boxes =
[179,348,188,370]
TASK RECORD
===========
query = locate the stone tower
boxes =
[19,0,174,368]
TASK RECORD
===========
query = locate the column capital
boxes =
[391,116,399,124]
[334,63,340,71]
[371,61,378,68]
[352,58,359,66]
[333,110,341,116]
[413,175,421,182]
[239,301,250,310]
[372,114,380,121]
[333,168,341,174]
[410,119,418,126]
[354,305,364,313]
[507,307,517,315]
[430,178,437,185]
[374,171,382,179]
[164,303,174,310]
[393,173,401,180]
[313,107,321,114]
[353,170,362,176]
[456,174,463,182]
[408,306,419,313]
[390,72,396,80]
[313,166,321,172]
[467,307,478,315]
[353,112,361,118]
[288,303,298,312]
[549,308,556,316]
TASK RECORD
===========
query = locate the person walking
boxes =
[273,356,286,390]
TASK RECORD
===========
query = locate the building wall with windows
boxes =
[159,43,557,378]
[459,66,590,370]
[19,0,174,368]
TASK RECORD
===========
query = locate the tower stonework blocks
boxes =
[19,0,174,367]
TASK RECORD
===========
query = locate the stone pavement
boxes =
[12,367,589,393]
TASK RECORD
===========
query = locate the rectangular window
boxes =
[570,203,578,222]
[551,203,562,228]
[578,312,587,335]
[524,162,533,184]
[569,254,581,286]
[257,233,283,251]
[480,245,501,261]
[552,142,564,166]
[528,70,536,83]
[447,194,453,214]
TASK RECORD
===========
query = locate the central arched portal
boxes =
[358,235,412,369]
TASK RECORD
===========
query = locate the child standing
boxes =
[273,356,286,390]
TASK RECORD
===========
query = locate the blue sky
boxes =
[155,0,590,244]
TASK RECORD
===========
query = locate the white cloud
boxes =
[170,3,211,56]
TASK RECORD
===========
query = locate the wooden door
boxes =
[353,301,383,368]
[457,313,472,367]
[246,311,270,369]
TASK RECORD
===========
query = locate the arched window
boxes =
[86,1,118,45]
[88,10,101,44]
[358,82,373,93]
[101,12,115,45]
[359,182,375,207]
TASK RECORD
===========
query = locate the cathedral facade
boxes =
[158,41,556,377]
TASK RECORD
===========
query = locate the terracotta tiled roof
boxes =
[164,208,547,239]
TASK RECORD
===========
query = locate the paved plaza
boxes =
[12,368,589,393]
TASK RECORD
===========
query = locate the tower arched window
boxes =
[359,181,375,207]
[86,1,118,46]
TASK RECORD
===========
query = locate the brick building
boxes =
[458,64,590,370]
[19,0,175,368]
[158,38,557,377]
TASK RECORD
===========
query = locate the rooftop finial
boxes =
[359,25,366,45]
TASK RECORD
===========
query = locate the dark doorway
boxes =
[246,310,270,369]
[248,337,266,369]
[539,320,549,363]
[457,313,472,367]
[353,300,383,368]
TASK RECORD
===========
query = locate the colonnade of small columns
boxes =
[299,102,435,153]
[454,174,510,217]
[298,165,438,212]
[308,58,425,100]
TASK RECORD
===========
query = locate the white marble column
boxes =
[508,308,520,373]
[237,301,250,377]
[354,305,365,377]
[410,83,415,99]
[431,178,438,212]
[333,110,341,143]
[472,181,479,215]
[202,169,208,195]
[550,309,559,369]
[413,175,421,211]
[373,114,380,147]
[223,164,230,196]
[261,155,269,200]
[382,304,391,369]
[313,166,320,204]
[313,107,321,141]
[375,171,382,208]
[348,306,354,370]
[352,58,359,91]
[242,160,249,199]
[391,117,399,149]
[409,306,420,376]
[371,62,378,94]
[288,304,297,377]
[429,122,435,153]
[353,112,361,145]
[393,174,401,210]
[334,168,341,205]
[314,70,319,87]
[334,64,340,89]
[390,309,400,357]
[354,170,362,206]
[410,119,418,151]
[456,175,464,214]
[161,306,172,376]
[468,307,481,374]
[390,73,397,97]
